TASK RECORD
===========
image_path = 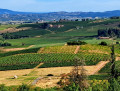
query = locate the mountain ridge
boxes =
[1,9,120,21]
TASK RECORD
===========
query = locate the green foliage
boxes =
[11,29,51,37]
[67,41,87,45]
[0,42,11,46]
[108,78,120,91]
[63,83,80,91]
[0,47,40,58]
[2,33,28,39]
[99,61,120,73]
[16,24,42,28]
[0,64,39,71]
[0,53,110,71]
[89,80,110,91]
[17,84,30,91]
[98,28,120,38]
[88,75,109,80]
[99,41,107,46]
[0,84,9,91]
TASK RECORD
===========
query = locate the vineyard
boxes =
[0,47,40,58]
[38,45,77,53]
[78,44,111,54]
[0,52,110,70]
[0,44,113,71]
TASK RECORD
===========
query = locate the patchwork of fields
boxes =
[0,19,120,88]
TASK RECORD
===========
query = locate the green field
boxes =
[0,24,18,31]
[0,19,120,72]
[1,18,120,90]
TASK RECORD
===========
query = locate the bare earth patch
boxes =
[2,45,35,52]
[0,27,31,34]
[0,61,109,87]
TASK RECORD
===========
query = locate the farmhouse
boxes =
[98,37,110,39]
[48,24,64,28]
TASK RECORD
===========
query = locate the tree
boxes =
[70,57,89,90]
[110,45,116,78]
[109,78,120,91]
[99,41,107,46]
[17,84,31,91]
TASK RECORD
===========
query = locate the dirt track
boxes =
[0,60,109,86]
[74,46,80,54]
[2,45,35,52]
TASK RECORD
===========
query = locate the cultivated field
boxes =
[0,19,120,89]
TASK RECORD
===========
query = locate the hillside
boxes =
[0,18,119,48]
[0,18,120,89]
[1,9,120,21]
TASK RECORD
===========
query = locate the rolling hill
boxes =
[1,9,120,21]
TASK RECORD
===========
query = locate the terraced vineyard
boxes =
[78,44,111,54]
[0,51,110,71]
[38,45,77,53]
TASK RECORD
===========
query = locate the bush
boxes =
[99,41,107,46]
[63,83,80,91]
[116,42,119,44]
[47,74,54,76]
[0,84,9,91]
[17,84,31,91]
[67,41,87,45]
[0,42,12,46]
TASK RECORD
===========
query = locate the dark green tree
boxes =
[111,45,116,78]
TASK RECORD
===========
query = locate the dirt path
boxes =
[2,45,35,52]
[116,57,120,61]
[0,60,109,87]
[34,63,44,69]
[74,46,80,54]
[37,48,44,53]
[89,61,109,75]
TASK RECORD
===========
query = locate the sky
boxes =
[0,0,120,12]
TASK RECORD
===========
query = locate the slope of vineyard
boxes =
[38,45,77,53]
[0,52,110,71]
[78,44,111,54]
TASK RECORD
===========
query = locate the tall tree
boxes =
[70,56,89,90]
[111,45,116,78]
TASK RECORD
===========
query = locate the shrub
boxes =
[116,42,119,44]
[0,42,12,47]
[47,74,54,76]
[0,84,9,91]
[17,84,31,91]
[67,41,87,45]
[63,83,80,91]
[99,41,107,46]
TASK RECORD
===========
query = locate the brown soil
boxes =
[74,46,80,54]
[2,45,35,52]
[0,27,31,34]
[116,57,120,61]
[0,61,109,87]
[79,49,109,54]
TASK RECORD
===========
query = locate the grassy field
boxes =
[0,25,18,31]
[99,61,120,73]
[1,19,119,48]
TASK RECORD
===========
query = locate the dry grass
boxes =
[2,45,35,52]
[0,27,31,34]
[0,61,109,87]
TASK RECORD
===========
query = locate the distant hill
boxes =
[1,9,120,21]
[0,8,29,14]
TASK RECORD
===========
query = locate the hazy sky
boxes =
[0,0,120,12]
